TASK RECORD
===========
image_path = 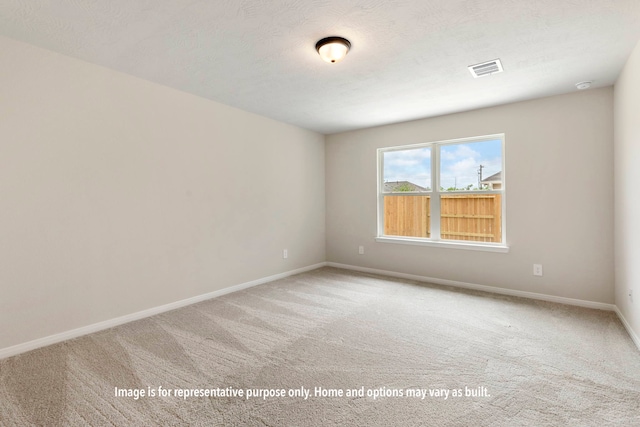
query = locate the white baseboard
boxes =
[4,261,638,359]
[614,307,640,351]
[0,262,327,360]
[327,262,615,311]
[327,262,640,351]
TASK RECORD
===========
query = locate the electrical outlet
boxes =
[358,245,364,255]
[283,249,288,259]
[533,264,543,277]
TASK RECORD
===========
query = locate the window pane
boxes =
[440,194,502,243]
[383,147,431,192]
[440,140,501,191]
[383,195,430,238]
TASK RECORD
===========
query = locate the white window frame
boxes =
[376,134,508,253]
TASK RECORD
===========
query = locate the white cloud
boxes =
[383,148,431,186]
[441,144,479,161]
[384,148,430,168]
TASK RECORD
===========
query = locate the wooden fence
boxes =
[384,194,502,243]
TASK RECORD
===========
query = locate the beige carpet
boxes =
[1,267,639,426]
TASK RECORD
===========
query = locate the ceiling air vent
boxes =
[468,59,504,78]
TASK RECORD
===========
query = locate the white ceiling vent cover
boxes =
[468,59,504,78]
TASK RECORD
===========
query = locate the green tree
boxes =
[395,183,414,192]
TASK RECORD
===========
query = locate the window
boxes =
[377,134,506,251]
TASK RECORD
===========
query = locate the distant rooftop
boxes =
[384,181,429,192]
[481,171,502,183]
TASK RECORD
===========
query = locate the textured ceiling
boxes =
[1,0,639,134]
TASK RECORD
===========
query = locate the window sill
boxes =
[375,236,509,253]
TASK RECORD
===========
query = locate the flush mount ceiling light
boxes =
[575,81,592,90]
[315,36,351,63]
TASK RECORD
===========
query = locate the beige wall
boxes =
[1,32,631,353]
[326,88,614,303]
[0,36,326,350]
[614,40,640,342]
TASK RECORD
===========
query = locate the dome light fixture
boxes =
[315,36,351,63]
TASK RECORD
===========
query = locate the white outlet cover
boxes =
[533,264,543,276]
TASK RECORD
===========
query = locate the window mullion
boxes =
[431,145,441,241]
[377,150,384,237]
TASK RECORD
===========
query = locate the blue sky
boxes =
[383,139,502,190]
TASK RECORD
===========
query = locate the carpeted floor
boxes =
[1,267,639,426]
